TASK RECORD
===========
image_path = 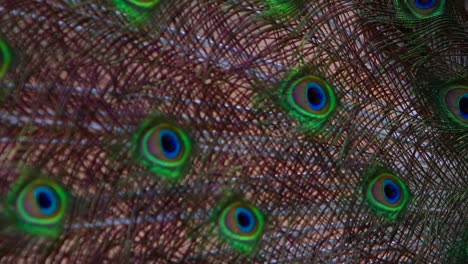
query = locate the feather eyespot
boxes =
[444,86,468,127]
[371,177,404,207]
[135,117,192,180]
[280,74,338,129]
[143,126,184,163]
[286,75,336,118]
[0,38,12,79]
[3,171,70,237]
[364,169,409,219]
[16,179,68,226]
[31,186,59,216]
[218,201,265,253]
[396,0,445,19]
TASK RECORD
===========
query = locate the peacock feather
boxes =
[0,0,466,263]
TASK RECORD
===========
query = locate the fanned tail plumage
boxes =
[0,0,466,263]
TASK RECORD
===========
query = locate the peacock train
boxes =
[0,0,466,263]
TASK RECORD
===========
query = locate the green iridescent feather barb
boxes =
[113,0,162,24]
[263,0,305,20]
[0,38,12,80]
[0,0,466,263]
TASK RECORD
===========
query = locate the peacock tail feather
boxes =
[0,0,466,263]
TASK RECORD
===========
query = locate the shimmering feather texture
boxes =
[0,0,466,263]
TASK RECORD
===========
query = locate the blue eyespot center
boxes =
[459,95,468,119]
[38,192,52,209]
[306,82,326,110]
[159,129,181,159]
[413,0,437,9]
[383,180,400,204]
[34,186,58,215]
[235,207,255,233]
